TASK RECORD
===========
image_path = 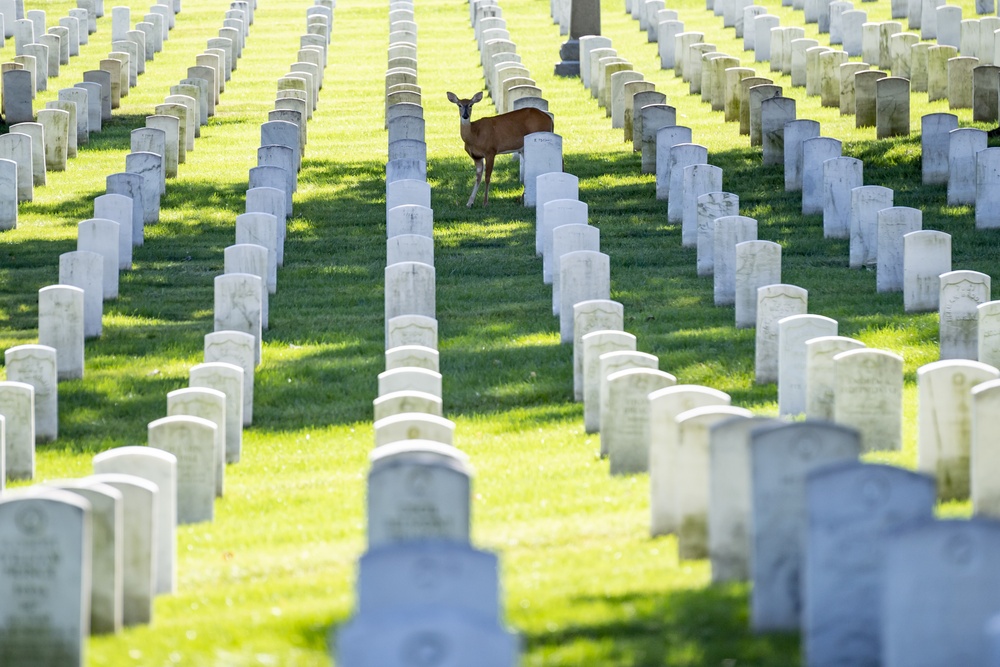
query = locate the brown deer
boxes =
[447,91,554,207]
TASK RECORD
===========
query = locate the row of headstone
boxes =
[380,0,450,441]
[629,4,1000,656]
[473,0,549,117]
[468,0,559,210]
[338,432,521,660]
[340,4,519,662]
[0,0,190,487]
[0,0,187,231]
[0,2,318,662]
[0,462,171,663]
[608,5,996,664]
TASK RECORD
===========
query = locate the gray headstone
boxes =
[802,137,842,214]
[976,147,1000,229]
[922,113,959,185]
[73,82,102,134]
[876,76,910,137]
[714,216,759,306]
[0,157,15,230]
[760,96,795,165]
[876,206,923,292]
[883,519,1000,667]
[750,421,860,632]
[783,119,821,192]
[708,415,780,582]
[804,463,936,666]
[2,68,31,124]
[0,489,91,665]
[823,156,863,239]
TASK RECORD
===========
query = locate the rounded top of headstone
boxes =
[370,439,471,472]
[806,459,934,488]
[779,313,838,328]
[0,486,92,513]
[89,472,160,495]
[191,361,244,377]
[599,349,658,364]
[148,414,218,432]
[918,358,999,378]
[4,343,57,358]
[43,478,124,503]
[373,412,455,430]
[606,366,676,384]
[676,405,753,425]
[833,347,904,363]
[167,386,226,401]
[649,383,731,404]
[93,444,178,466]
[940,269,991,282]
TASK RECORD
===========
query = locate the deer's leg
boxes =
[467,157,484,208]
[482,154,496,207]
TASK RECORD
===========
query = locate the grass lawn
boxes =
[1,0,995,663]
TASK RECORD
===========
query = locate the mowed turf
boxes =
[0,0,994,664]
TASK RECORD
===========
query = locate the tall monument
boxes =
[555,0,601,76]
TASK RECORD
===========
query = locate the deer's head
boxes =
[447,91,484,123]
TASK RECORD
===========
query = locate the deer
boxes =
[447,91,554,207]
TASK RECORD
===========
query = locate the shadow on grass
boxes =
[8,133,1000,450]
[526,585,799,666]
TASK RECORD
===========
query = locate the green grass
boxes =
[0,0,995,663]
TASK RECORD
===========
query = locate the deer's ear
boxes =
[446,92,459,104]
[471,91,484,104]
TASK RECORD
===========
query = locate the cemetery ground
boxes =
[1,0,998,663]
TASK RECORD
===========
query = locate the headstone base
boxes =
[555,61,581,76]
[555,40,581,77]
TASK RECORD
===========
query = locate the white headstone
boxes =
[92,446,177,596]
[86,473,157,627]
[214,273,263,365]
[4,344,56,442]
[367,441,471,547]
[777,315,839,416]
[38,285,84,380]
[833,348,904,451]
[0,381,33,480]
[605,368,677,475]
[204,331,255,426]
[940,270,991,360]
[755,284,808,384]
[904,230,952,312]
[805,336,867,420]
[849,185,894,268]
